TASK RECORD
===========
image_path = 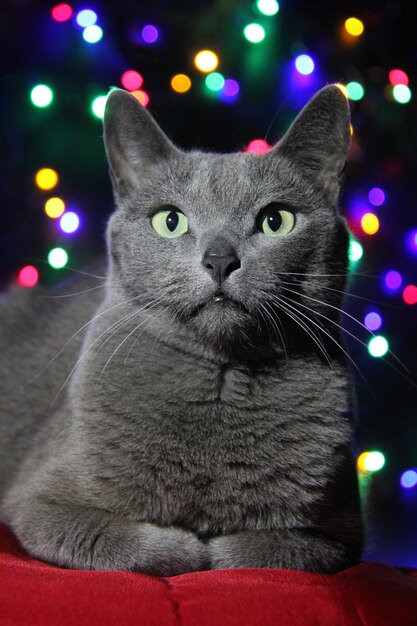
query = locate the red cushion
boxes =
[1,523,416,625]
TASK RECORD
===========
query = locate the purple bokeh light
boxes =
[400,470,417,489]
[141,25,159,44]
[405,229,417,255]
[383,270,402,292]
[364,312,382,331]
[368,187,386,206]
[220,79,240,102]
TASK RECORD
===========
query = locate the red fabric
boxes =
[1,523,416,626]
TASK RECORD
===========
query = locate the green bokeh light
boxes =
[91,95,108,119]
[256,0,279,16]
[243,23,266,43]
[30,84,54,107]
[346,81,364,101]
[348,238,363,264]
[205,72,225,92]
[368,335,389,358]
[48,247,68,269]
[392,84,412,104]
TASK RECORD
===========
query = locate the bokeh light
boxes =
[60,211,80,233]
[389,69,409,86]
[82,24,103,43]
[205,72,225,92]
[222,79,240,99]
[35,168,58,190]
[368,187,385,206]
[256,0,279,16]
[247,139,271,154]
[384,270,402,292]
[45,197,65,218]
[357,451,385,472]
[335,83,349,99]
[361,212,379,235]
[51,4,73,22]
[48,247,68,269]
[400,470,417,489]
[141,25,159,44]
[121,70,143,91]
[171,74,192,93]
[18,265,39,288]
[194,50,219,73]
[402,285,417,305]
[364,312,382,331]
[294,54,315,75]
[243,23,266,44]
[75,9,97,27]
[30,84,54,108]
[348,239,363,263]
[344,17,364,36]
[368,335,389,358]
[131,90,150,107]
[346,81,364,100]
[91,95,108,119]
[392,84,412,104]
[405,228,417,255]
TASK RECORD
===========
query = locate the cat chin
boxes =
[188,303,257,352]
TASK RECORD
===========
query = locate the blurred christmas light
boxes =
[405,228,417,255]
[82,25,103,43]
[294,54,315,75]
[348,239,363,263]
[121,70,143,91]
[357,451,385,472]
[131,90,149,107]
[392,84,412,104]
[335,83,349,99]
[247,139,271,154]
[91,95,108,119]
[30,84,54,108]
[256,0,279,16]
[51,3,73,22]
[75,9,97,27]
[361,212,379,235]
[205,72,225,92]
[364,312,382,331]
[35,168,58,190]
[222,79,240,98]
[48,247,68,269]
[388,69,409,86]
[141,25,159,44]
[368,187,385,206]
[60,211,80,233]
[243,23,266,44]
[400,470,417,489]
[18,265,39,288]
[383,270,402,292]
[344,17,364,36]
[194,50,218,73]
[368,335,389,358]
[403,285,417,305]
[45,197,65,219]
[171,74,192,93]
[346,81,364,100]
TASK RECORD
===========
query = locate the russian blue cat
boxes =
[0,85,363,575]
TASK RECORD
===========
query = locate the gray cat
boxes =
[0,85,363,575]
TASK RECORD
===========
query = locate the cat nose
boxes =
[202,239,241,284]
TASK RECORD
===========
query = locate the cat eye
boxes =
[151,209,188,239]
[257,203,295,237]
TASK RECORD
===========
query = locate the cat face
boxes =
[104,87,351,356]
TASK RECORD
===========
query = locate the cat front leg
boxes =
[208,528,360,574]
[9,498,209,575]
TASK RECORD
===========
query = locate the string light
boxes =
[48,247,68,269]
[82,25,103,43]
[243,23,266,44]
[294,54,315,75]
[35,168,58,190]
[30,84,54,108]
[205,72,225,92]
[361,212,379,235]
[383,270,402,292]
[222,79,240,99]
[51,4,73,22]
[18,265,39,288]
[368,335,389,358]
[364,312,382,331]
[171,74,192,93]
[348,239,363,263]
[194,50,219,73]
[346,81,364,100]
[45,197,65,218]
[344,17,364,36]
[60,211,80,233]
[247,139,271,154]
[141,25,159,44]
[368,187,385,206]
[400,470,417,489]
[392,85,412,104]
[75,9,97,27]
[91,95,108,119]
[131,90,150,107]
[121,70,143,91]
[256,0,279,16]
[402,285,417,305]
[335,83,349,99]
[357,451,385,472]
[388,69,409,86]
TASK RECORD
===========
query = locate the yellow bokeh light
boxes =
[344,17,364,36]
[194,50,219,73]
[334,83,349,99]
[35,168,59,190]
[45,197,65,219]
[171,74,192,93]
[357,452,369,472]
[361,212,379,235]
[349,123,354,136]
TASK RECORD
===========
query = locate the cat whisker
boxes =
[259,301,288,360]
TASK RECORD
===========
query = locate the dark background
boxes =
[1,0,416,566]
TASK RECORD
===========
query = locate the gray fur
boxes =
[0,86,362,575]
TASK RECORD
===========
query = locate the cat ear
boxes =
[103,88,179,193]
[270,85,351,204]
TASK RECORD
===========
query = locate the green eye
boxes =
[151,209,188,239]
[257,204,295,237]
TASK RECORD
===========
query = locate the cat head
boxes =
[103,86,351,359]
